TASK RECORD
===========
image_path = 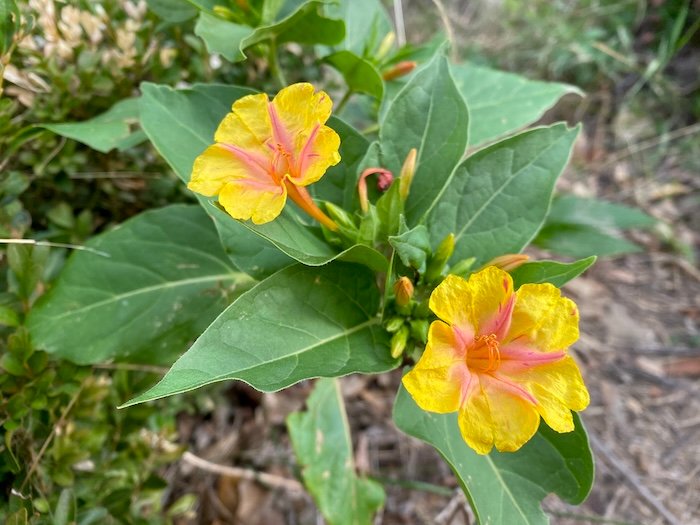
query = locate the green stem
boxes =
[334,88,354,115]
[268,40,287,88]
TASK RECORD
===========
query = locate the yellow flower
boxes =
[188,83,341,229]
[403,266,589,454]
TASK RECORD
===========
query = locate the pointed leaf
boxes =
[511,257,596,289]
[27,205,250,365]
[535,224,641,258]
[393,384,594,525]
[547,195,657,230]
[324,51,384,99]
[288,378,385,525]
[138,82,292,278]
[388,224,431,274]
[40,98,145,153]
[380,52,469,224]
[123,263,398,406]
[451,62,583,146]
[428,124,579,267]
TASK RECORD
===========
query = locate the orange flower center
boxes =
[467,334,501,373]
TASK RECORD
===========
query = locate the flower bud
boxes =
[394,276,414,308]
[324,202,357,233]
[410,319,429,344]
[358,168,393,213]
[376,32,396,61]
[382,61,417,81]
[483,253,530,272]
[424,233,455,282]
[390,325,410,359]
[449,257,476,277]
[398,148,417,202]
[385,316,405,333]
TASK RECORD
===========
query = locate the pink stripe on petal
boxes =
[296,124,320,177]
[486,373,538,405]
[219,143,273,182]
[480,293,515,340]
[267,102,294,157]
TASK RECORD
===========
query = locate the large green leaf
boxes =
[123,263,398,406]
[324,0,392,55]
[547,195,657,230]
[138,82,292,278]
[511,256,596,289]
[451,63,582,147]
[288,378,385,525]
[428,124,579,267]
[27,205,250,365]
[194,0,344,63]
[41,98,145,153]
[535,225,642,258]
[146,0,197,22]
[380,52,469,224]
[393,384,594,525]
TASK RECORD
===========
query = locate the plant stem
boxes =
[268,39,287,88]
[335,89,354,115]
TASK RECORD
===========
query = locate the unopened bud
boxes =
[358,168,393,213]
[425,233,455,282]
[385,316,405,333]
[413,299,431,319]
[394,276,414,308]
[410,319,429,344]
[376,32,396,61]
[213,5,238,21]
[382,60,417,81]
[390,325,410,359]
[483,253,530,272]
[324,202,357,233]
[449,257,476,277]
[398,148,417,202]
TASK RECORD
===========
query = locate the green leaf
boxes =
[388,224,431,274]
[146,0,198,22]
[380,52,469,224]
[122,263,398,406]
[510,256,596,289]
[40,98,145,153]
[451,62,582,147]
[324,0,392,55]
[138,82,292,278]
[547,195,657,230]
[27,205,252,365]
[242,208,389,271]
[428,124,579,267]
[535,224,641,258]
[393,384,594,524]
[195,1,344,63]
[288,378,385,525]
[324,51,384,99]
[375,181,403,239]
[0,0,20,56]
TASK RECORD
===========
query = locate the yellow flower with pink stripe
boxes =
[403,266,589,454]
[188,83,340,229]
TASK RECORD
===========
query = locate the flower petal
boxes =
[215,92,271,152]
[457,375,540,454]
[506,355,589,432]
[506,283,579,351]
[291,124,340,186]
[431,268,513,334]
[188,143,273,197]
[218,177,287,225]
[271,83,333,139]
[402,321,469,414]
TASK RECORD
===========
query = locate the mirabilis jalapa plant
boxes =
[25,3,597,522]
[127,74,593,521]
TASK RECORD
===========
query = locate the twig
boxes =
[393,0,406,46]
[435,490,468,524]
[588,433,681,525]
[0,238,110,258]
[181,451,304,493]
